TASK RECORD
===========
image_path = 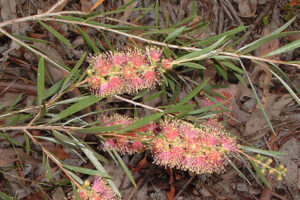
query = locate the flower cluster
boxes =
[100,114,156,154]
[74,177,119,200]
[98,114,237,174]
[150,120,237,174]
[87,47,173,97]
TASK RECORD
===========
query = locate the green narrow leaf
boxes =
[44,79,64,99]
[76,125,122,134]
[144,91,163,102]
[38,20,73,48]
[239,59,276,136]
[24,133,30,154]
[81,146,121,197]
[61,53,86,92]
[5,93,23,113]
[111,147,136,187]
[179,62,206,69]
[155,0,159,26]
[177,78,210,106]
[249,159,271,189]
[44,156,53,181]
[221,61,244,73]
[265,38,300,57]
[227,159,251,185]
[239,145,287,158]
[76,26,100,54]
[119,113,164,132]
[175,36,226,63]
[13,34,50,44]
[63,164,112,178]
[48,96,102,124]
[0,192,13,200]
[163,104,195,114]
[215,63,228,81]
[37,57,45,105]
[72,182,81,200]
[264,63,300,105]
[164,26,185,42]
[238,17,296,53]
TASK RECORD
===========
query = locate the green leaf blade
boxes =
[37,57,45,105]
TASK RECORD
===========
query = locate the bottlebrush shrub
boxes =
[86,47,173,97]
[151,120,237,174]
[74,177,120,200]
[100,114,156,154]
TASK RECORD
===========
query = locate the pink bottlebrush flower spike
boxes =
[73,177,120,200]
[87,47,173,97]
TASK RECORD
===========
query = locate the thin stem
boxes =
[46,0,68,14]
[0,27,69,73]
[22,129,81,188]
[114,95,164,113]
[237,149,284,175]
[41,18,300,69]
[0,11,87,28]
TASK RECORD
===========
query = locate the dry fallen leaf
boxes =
[233,0,257,17]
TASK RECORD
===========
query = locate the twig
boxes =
[45,0,68,14]
[223,0,244,26]
[114,95,164,113]
[175,174,197,199]
[0,11,87,28]
[22,129,81,188]
[236,2,273,49]
[41,18,300,69]
[0,27,69,73]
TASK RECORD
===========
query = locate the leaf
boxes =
[239,145,287,157]
[265,63,300,105]
[72,182,81,200]
[13,34,50,44]
[155,0,159,26]
[175,36,226,63]
[163,104,195,114]
[249,159,272,189]
[76,125,122,134]
[239,59,276,136]
[61,53,86,92]
[90,0,104,11]
[44,79,64,99]
[37,57,45,105]
[0,192,13,200]
[179,62,206,69]
[111,147,136,187]
[215,63,228,81]
[238,17,296,53]
[227,159,251,185]
[221,61,244,73]
[119,113,164,132]
[38,20,73,48]
[76,26,100,54]
[48,96,102,124]
[265,38,300,56]
[177,78,210,106]
[81,146,121,197]
[63,164,112,178]
[164,26,185,42]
